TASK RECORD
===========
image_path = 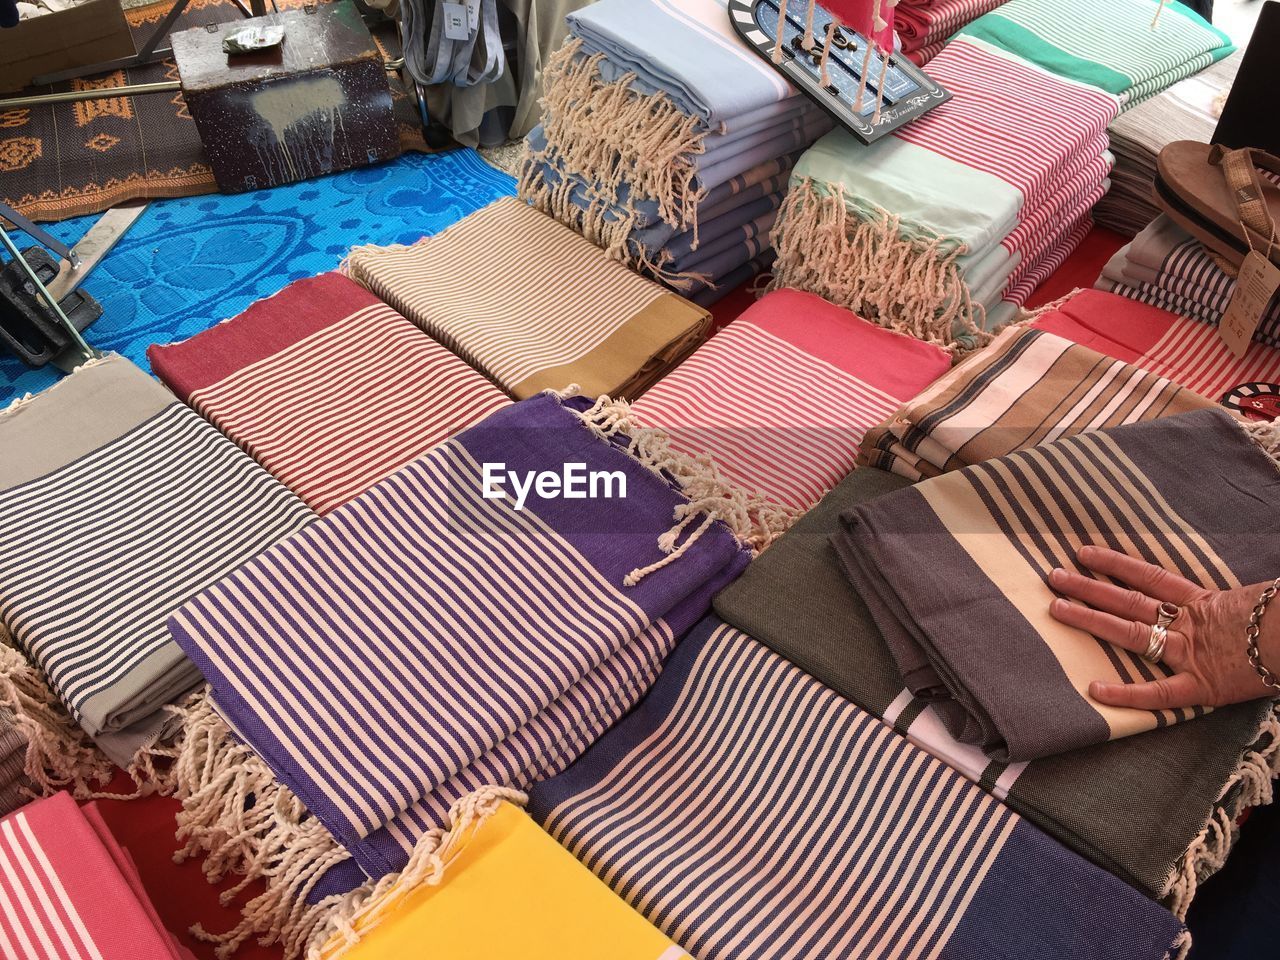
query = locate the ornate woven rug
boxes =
[0,0,425,221]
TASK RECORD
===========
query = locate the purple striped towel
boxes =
[168,392,750,884]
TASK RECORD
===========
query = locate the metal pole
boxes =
[0,81,181,111]
[0,228,96,362]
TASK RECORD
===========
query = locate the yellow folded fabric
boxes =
[319,797,690,960]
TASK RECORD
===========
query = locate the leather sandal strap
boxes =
[1210,144,1280,253]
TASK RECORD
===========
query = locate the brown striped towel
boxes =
[835,408,1280,763]
[857,324,1215,480]
[344,198,711,400]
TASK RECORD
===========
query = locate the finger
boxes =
[1050,597,1157,654]
[1075,545,1203,604]
[1088,673,1202,711]
[1048,568,1160,623]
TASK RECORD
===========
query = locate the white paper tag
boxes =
[442,2,469,40]
[466,0,479,31]
[1220,250,1280,358]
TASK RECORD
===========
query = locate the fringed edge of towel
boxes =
[0,641,115,798]
[1242,418,1280,475]
[305,787,524,960]
[556,389,802,570]
[171,690,354,960]
[1160,701,1280,919]
[0,354,113,420]
[537,39,708,233]
[1165,929,1192,960]
[519,157,714,294]
[768,179,993,356]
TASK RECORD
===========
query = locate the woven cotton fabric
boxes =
[169,393,749,881]
[1098,215,1280,351]
[528,616,1187,960]
[345,199,711,400]
[148,273,511,515]
[714,466,1280,903]
[0,356,314,765]
[856,323,1214,480]
[960,0,1234,106]
[633,289,951,510]
[0,792,185,959]
[897,0,1008,63]
[835,408,1280,762]
[321,802,692,960]
[771,35,1118,347]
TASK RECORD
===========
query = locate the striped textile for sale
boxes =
[0,792,184,959]
[1031,287,1280,402]
[0,355,313,766]
[771,35,1119,347]
[169,393,749,883]
[856,324,1214,481]
[149,274,511,515]
[631,289,951,512]
[1098,215,1280,351]
[345,198,712,400]
[961,0,1234,106]
[837,408,1280,762]
[528,617,1187,960]
[897,0,1008,64]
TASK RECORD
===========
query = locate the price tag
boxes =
[1219,251,1280,358]
[442,2,469,40]
[466,0,479,31]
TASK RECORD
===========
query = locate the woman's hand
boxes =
[1047,545,1277,710]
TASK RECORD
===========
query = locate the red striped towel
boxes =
[631,289,951,511]
[1032,289,1280,401]
[148,273,511,515]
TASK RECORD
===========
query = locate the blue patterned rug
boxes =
[2,148,515,403]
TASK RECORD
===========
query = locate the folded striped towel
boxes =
[715,466,1280,913]
[0,355,313,769]
[0,792,187,959]
[960,0,1234,107]
[345,199,711,400]
[856,322,1214,480]
[834,408,1280,762]
[1098,215,1280,351]
[148,273,511,515]
[1029,289,1280,404]
[312,797,692,960]
[896,0,1008,63]
[528,616,1188,960]
[771,34,1118,349]
[633,288,951,513]
[168,392,750,888]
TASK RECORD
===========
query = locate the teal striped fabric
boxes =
[961,0,1234,107]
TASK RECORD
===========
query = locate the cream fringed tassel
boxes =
[1161,704,1280,919]
[560,391,803,567]
[535,40,708,233]
[307,787,524,960]
[1243,418,1280,470]
[0,641,115,797]
[172,691,354,960]
[769,180,992,355]
[1165,929,1192,960]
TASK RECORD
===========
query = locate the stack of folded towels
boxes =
[770,33,1118,350]
[1098,214,1280,350]
[1095,53,1241,235]
[896,0,1008,64]
[0,793,188,960]
[518,0,833,304]
[959,0,1235,108]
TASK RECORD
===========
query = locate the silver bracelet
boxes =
[1246,578,1280,691]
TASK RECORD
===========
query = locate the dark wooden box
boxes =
[171,1,399,193]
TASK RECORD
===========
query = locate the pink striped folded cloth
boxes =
[630,289,951,513]
[0,792,187,960]
[148,273,511,515]
[897,0,1008,54]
